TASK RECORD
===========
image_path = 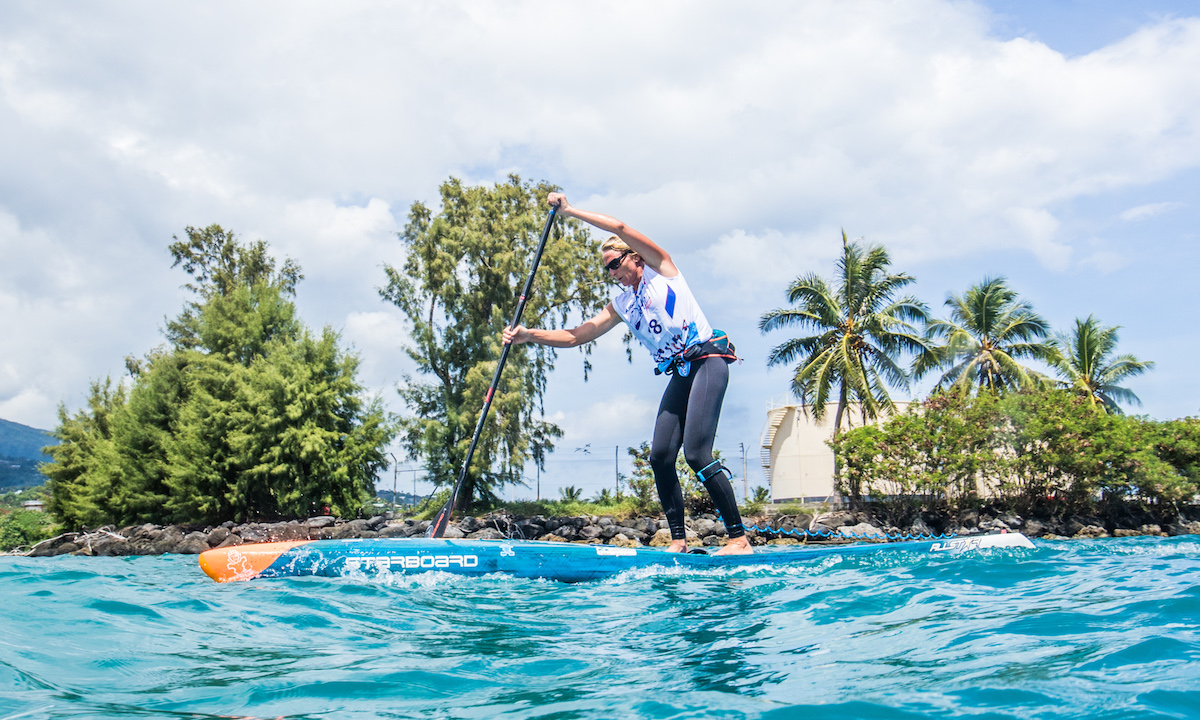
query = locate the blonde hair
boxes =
[600,236,634,256]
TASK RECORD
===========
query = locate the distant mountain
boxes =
[375,489,426,507]
[0,418,57,462]
[0,418,57,490]
[0,455,47,490]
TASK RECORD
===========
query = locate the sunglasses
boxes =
[604,251,631,273]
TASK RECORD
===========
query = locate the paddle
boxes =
[426,206,559,538]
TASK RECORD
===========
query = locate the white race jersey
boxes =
[612,266,713,367]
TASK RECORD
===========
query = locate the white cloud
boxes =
[343,310,408,350]
[0,362,22,404]
[267,197,400,278]
[1119,201,1183,221]
[1,0,1199,439]
[553,393,658,448]
[1006,207,1070,269]
[0,387,54,428]
[341,309,413,391]
[698,228,836,290]
[1080,250,1128,275]
[0,208,168,426]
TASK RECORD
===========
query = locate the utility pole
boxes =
[739,442,747,500]
[615,445,620,496]
[389,452,398,513]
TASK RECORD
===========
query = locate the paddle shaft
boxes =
[426,207,558,538]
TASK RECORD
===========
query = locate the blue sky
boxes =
[987,0,1195,55]
[1,1,1197,500]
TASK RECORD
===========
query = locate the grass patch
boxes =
[498,497,654,521]
[399,495,662,523]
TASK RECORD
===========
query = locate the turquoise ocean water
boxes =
[2,537,1198,719]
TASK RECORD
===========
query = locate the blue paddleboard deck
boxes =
[199,533,1035,583]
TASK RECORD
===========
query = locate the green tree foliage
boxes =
[998,389,1168,511]
[832,389,1007,521]
[0,486,53,552]
[0,509,53,552]
[759,231,929,434]
[625,442,660,514]
[1048,315,1155,414]
[1150,418,1200,501]
[42,225,394,528]
[623,442,727,516]
[831,388,1200,519]
[916,277,1055,393]
[165,224,303,354]
[44,378,128,528]
[737,485,771,517]
[380,176,610,510]
[0,485,49,511]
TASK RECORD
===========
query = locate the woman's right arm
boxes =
[548,192,679,278]
[504,303,622,348]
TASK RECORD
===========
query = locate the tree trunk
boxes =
[832,383,853,505]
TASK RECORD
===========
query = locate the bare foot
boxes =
[664,539,687,553]
[714,536,753,555]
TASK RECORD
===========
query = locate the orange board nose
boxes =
[199,541,313,582]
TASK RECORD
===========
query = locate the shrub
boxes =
[831,387,1200,519]
[0,509,53,552]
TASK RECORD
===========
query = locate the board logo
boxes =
[930,538,983,553]
[224,549,257,580]
[344,554,480,572]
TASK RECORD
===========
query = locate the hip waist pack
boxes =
[655,329,739,377]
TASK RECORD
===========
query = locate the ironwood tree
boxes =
[44,225,394,527]
[380,176,611,510]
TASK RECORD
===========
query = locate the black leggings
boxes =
[649,356,745,541]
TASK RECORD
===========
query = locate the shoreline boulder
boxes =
[16,501,1200,559]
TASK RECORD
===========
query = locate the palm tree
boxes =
[915,277,1055,393]
[759,231,930,435]
[1049,315,1154,413]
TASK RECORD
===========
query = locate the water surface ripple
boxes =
[2,537,1198,719]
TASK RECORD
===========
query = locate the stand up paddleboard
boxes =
[198,533,1034,584]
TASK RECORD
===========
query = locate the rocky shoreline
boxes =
[17,506,1200,557]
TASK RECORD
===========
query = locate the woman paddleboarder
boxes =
[504,193,752,555]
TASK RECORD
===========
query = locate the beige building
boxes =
[759,399,910,503]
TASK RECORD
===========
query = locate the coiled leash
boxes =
[742,524,956,542]
[696,459,729,483]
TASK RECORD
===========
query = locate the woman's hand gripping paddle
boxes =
[425,206,559,538]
